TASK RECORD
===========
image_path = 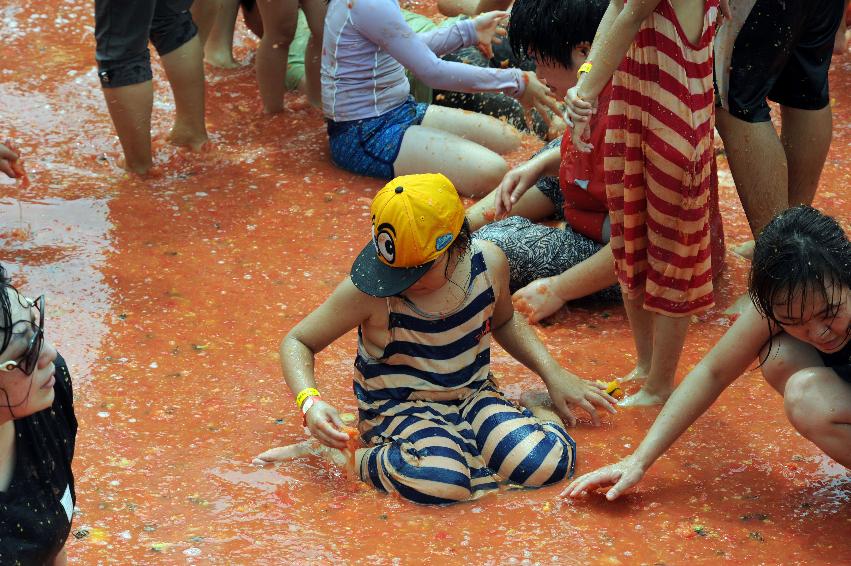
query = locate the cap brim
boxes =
[350,241,433,298]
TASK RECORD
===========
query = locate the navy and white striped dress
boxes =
[354,243,576,504]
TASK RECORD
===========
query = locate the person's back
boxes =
[322,0,412,121]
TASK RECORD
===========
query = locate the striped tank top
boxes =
[354,244,495,413]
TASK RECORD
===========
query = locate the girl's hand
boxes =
[565,86,596,152]
[561,455,646,500]
[571,120,594,153]
[305,399,350,449]
[0,142,21,178]
[519,72,562,128]
[563,86,594,129]
[473,11,508,59]
[544,369,617,427]
[493,158,546,217]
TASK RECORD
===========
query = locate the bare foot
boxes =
[205,49,242,69]
[167,125,209,151]
[621,366,649,383]
[513,278,566,323]
[253,439,350,468]
[253,440,317,465]
[618,387,670,407]
[116,156,155,176]
[732,240,755,260]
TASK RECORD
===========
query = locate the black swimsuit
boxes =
[818,338,851,383]
[0,355,77,565]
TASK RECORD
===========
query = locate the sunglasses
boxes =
[0,295,45,376]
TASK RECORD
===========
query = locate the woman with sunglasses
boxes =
[0,265,76,565]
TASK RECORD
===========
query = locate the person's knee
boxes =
[389,458,473,504]
[784,369,831,439]
[760,341,800,391]
[402,478,472,504]
[505,426,576,488]
[372,440,473,504]
[261,18,298,46]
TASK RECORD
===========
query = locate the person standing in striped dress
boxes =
[257,174,616,504]
[565,0,723,406]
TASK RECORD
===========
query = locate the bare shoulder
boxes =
[475,239,510,299]
[476,239,508,272]
[328,277,386,317]
[289,276,385,350]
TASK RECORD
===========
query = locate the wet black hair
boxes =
[1,264,14,356]
[0,264,34,415]
[750,205,851,332]
[443,217,473,294]
[508,0,607,69]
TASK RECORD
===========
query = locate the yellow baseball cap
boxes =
[350,173,465,297]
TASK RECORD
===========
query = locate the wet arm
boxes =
[548,243,617,303]
[529,145,562,178]
[576,0,661,102]
[630,305,773,471]
[486,242,567,382]
[353,0,525,96]
[280,278,375,396]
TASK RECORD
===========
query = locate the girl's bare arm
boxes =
[565,303,774,499]
[576,0,661,102]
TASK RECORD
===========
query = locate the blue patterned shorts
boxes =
[327,97,428,179]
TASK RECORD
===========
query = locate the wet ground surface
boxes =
[1,0,849,563]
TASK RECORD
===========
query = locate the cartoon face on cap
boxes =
[368,174,465,269]
[373,222,397,264]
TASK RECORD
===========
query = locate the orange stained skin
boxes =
[342,425,360,478]
[0,0,849,563]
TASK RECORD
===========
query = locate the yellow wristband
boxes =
[577,62,593,79]
[295,387,321,409]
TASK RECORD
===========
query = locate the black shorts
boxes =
[819,339,851,383]
[715,0,844,123]
[95,0,198,88]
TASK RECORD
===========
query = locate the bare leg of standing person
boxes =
[255,0,299,114]
[102,82,155,174]
[715,108,788,236]
[621,309,690,407]
[301,0,326,107]
[191,0,217,48]
[618,293,653,387]
[161,35,209,149]
[205,0,242,68]
[781,104,833,208]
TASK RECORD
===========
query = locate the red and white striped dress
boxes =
[604,0,719,316]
